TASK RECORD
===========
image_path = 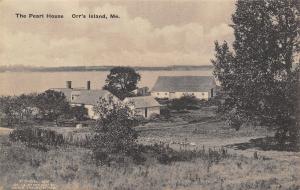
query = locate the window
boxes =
[157,93,160,95]
[202,93,205,96]
[165,93,167,95]
[71,94,79,100]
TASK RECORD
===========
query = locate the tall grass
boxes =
[0,137,299,190]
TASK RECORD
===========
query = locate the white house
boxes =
[70,89,117,119]
[151,76,216,100]
[51,81,118,119]
[123,96,161,118]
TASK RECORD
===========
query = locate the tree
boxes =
[16,93,37,123]
[103,67,141,100]
[0,94,36,127]
[93,95,137,128]
[91,95,138,164]
[35,90,71,126]
[212,0,300,143]
[0,96,18,127]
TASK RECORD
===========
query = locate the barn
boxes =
[123,96,161,118]
[151,76,216,100]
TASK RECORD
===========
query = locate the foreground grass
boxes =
[0,135,299,190]
[1,107,299,190]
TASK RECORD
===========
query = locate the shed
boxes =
[124,96,161,118]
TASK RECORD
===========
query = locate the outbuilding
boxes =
[123,96,161,118]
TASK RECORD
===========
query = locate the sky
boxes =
[0,0,235,67]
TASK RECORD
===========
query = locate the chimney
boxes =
[87,81,91,90]
[66,81,72,89]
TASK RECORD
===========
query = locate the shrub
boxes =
[91,96,139,165]
[149,113,160,122]
[93,95,137,128]
[136,144,230,165]
[134,115,148,125]
[0,94,37,127]
[148,109,171,122]
[35,90,71,126]
[168,95,200,111]
[69,105,88,121]
[93,121,138,153]
[160,107,171,119]
[9,127,65,151]
[155,98,169,105]
[0,91,73,127]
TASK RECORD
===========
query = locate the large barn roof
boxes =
[124,96,161,108]
[151,76,216,92]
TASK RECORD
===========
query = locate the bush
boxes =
[168,95,200,111]
[133,115,148,125]
[149,113,160,122]
[9,127,65,151]
[92,96,140,165]
[0,94,37,127]
[132,144,230,165]
[160,107,171,119]
[155,98,169,105]
[148,109,171,122]
[91,121,138,165]
[69,105,88,121]
[0,91,74,127]
[35,90,71,126]
[93,95,137,128]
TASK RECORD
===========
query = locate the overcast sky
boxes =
[0,0,235,67]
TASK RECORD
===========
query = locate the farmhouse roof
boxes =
[50,88,73,101]
[70,89,113,105]
[151,76,216,92]
[124,96,161,108]
[51,88,115,105]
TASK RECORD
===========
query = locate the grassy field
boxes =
[0,107,299,190]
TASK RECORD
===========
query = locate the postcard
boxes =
[0,0,299,189]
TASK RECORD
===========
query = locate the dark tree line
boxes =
[212,0,299,144]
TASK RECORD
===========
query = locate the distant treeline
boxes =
[0,65,213,72]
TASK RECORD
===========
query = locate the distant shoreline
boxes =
[0,65,214,73]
